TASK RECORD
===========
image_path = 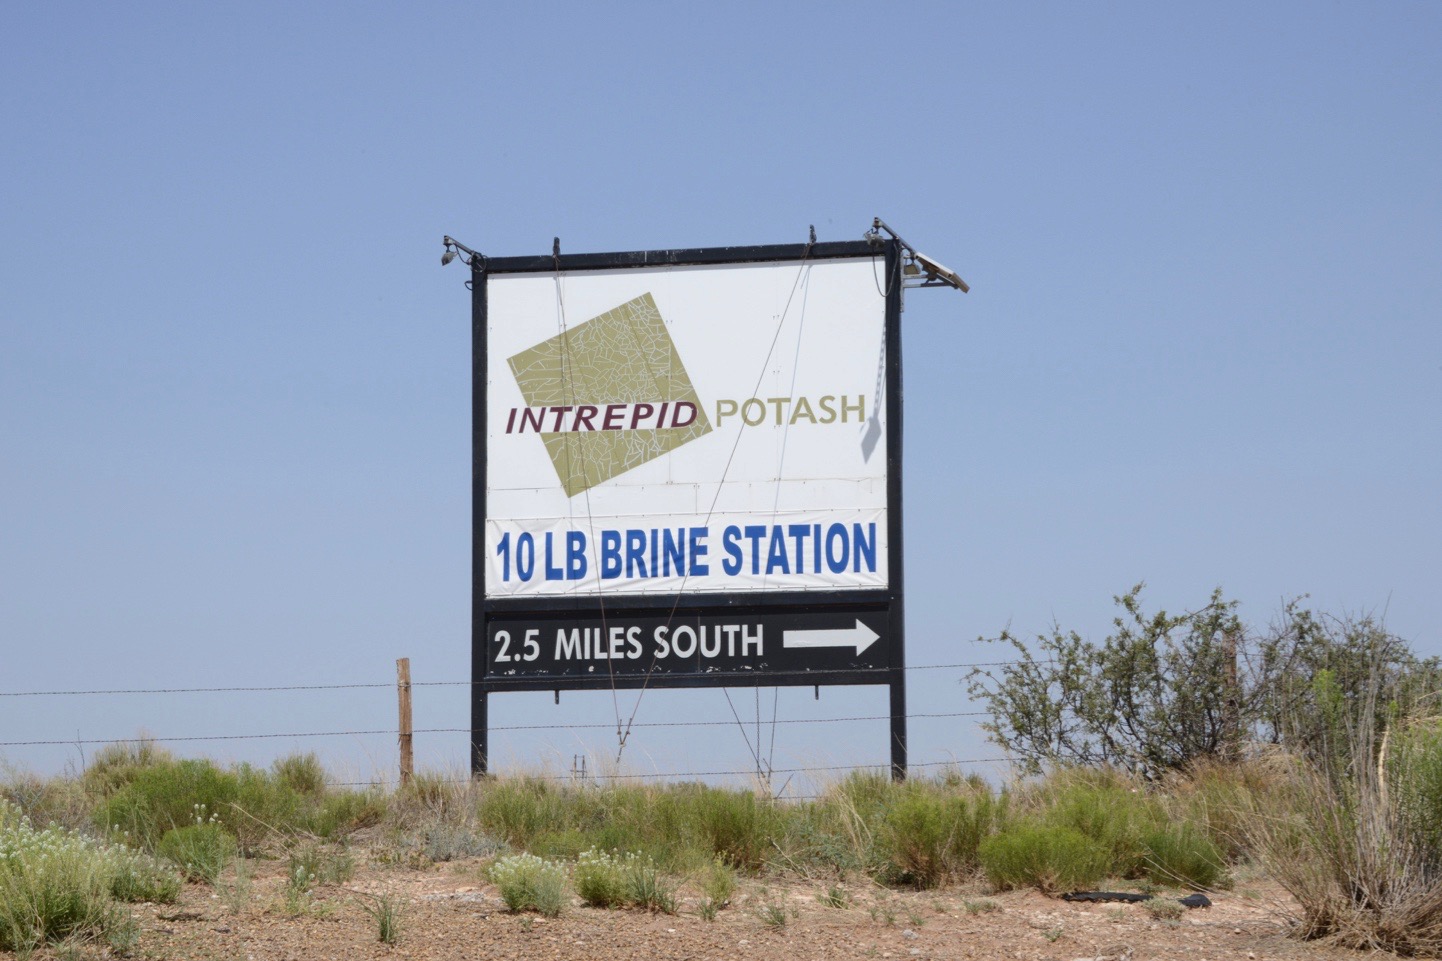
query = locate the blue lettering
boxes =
[722,525,743,575]
[662,528,684,576]
[690,527,709,576]
[825,523,849,573]
[625,529,648,578]
[852,522,877,573]
[765,527,790,574]
[600,530,622,579]
[744,525,766,574]
[787,524,811,573]
[544,532,564,580]
[566,531,587,579]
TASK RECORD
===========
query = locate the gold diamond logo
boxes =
[507,293,712,496]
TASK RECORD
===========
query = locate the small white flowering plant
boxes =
[0,799,181,951]
[486,852,567,917]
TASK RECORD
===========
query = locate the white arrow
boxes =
[782,620,881,655]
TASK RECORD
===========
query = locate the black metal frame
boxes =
[470,238,907,778]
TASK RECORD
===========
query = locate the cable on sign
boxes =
[757,224,817,779]
[547,235,626,750]
[615,225,819,768]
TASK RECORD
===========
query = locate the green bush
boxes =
[475,779,570,850]
[1393,720,1442,863]
[978,826,1110,893]
[0,802,177,952]
[1143,896,1184,921]
[93,758,305,853]
[157,822,237,883]
[698,857,736,905]
[272,753,327,797]
[81,741,173,798]
[1141,823,1226,889]
[573,849,676,912]
[876,783,1004,887]
[487,853,567,917]
[573,848,628,907]
[1164,758,1274,862]
[108,846,183,904]
[305,788,387,840]
[288,845,355,886]
[691,787,780,870]
[1031,769,1162,879]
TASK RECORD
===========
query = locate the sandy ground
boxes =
[88,856,1389,961]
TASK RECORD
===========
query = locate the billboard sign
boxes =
[484,257,889,599]
[468,237,908,774]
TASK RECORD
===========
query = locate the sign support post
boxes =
[470,253,490,777]
[883,237,907,781]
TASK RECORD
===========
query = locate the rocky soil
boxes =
[101,857,1384,961]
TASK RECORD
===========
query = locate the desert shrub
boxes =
[475,778,570,850]
[875,783,1004,887]
[1025,768,1166,879]
[359,893,404,945]
[790,771,898,874]
[108,846,183,903]
[488,853,567,916]
[978,826,1109,893]
[288,844,354,886]
[573,847,628,907]
[1162,758,1274,862]
[402,772,462,813]
[573,849,676,912]
[419,822,503,862]
[1143,896,1184,921]
[1,768,92,835]
[1392,720,1442,864]
[968,586,1248,779]
[698,857,736,905]
[81,741,173,797]
[969,589,1438,780]
[93,758,307,854]
[1245,661,1442,955]
[0,802,178,952]
[305,788,387,840]
[691,787,781,871]
[1140,823,1226,889]
[156,822,237,883]
[272,753,327,797]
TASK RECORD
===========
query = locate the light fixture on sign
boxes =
[441,235,481,267]
[866,217,970,293]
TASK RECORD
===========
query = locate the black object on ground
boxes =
[1061,891,1213,909]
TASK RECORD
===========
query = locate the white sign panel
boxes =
[485,257,888,597]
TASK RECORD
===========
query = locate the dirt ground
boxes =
[89,856,1393,961]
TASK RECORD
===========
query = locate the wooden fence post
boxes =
[396,657,413,787]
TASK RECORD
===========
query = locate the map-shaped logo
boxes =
[506,293,713,497]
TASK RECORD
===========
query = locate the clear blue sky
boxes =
[2,3,1438,785]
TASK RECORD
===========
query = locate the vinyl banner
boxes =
[485,257,888,598]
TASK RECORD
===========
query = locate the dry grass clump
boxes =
[1243,684,1442,955]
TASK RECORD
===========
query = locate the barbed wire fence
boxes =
[0,658,1036,795]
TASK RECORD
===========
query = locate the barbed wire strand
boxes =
[0,659,1045,699]
[0,710,989,749]
[328,757,1017,789]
